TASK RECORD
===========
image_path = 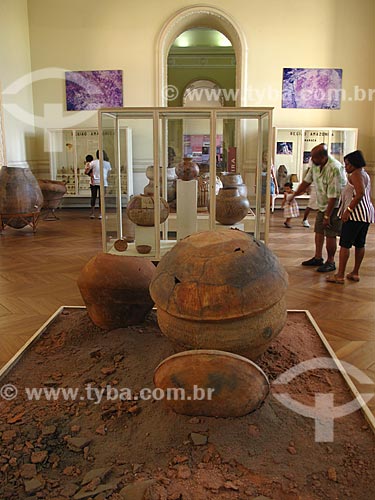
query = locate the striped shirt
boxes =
[338,170,374,223]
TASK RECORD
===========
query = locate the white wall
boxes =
[1,0,373,171]
[0,0,35,166]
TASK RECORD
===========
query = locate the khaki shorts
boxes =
[315,208,342,237]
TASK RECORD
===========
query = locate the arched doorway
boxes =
[156,5,247,107]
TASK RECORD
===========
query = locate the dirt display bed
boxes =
[0,310,374,500]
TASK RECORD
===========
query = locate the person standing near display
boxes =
[326,150,374,284]
[290,143,346,272]
[261,151,279,210]
[85,150,111,219]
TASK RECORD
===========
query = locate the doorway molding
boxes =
[155,5,248,107]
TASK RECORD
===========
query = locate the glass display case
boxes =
[98,107,273,258]
[48,128,133,198]
[273,127,358,186]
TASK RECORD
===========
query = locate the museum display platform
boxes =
[0,307,373,499]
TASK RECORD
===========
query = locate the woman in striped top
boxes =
[327,150,374,284]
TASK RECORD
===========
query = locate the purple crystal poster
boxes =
[282,68,342,109]
[65,70,123,110]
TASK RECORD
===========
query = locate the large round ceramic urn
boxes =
[77,253,155,330]
[150,230,288,360]
[126,194,169,226]
[0,166,43,228]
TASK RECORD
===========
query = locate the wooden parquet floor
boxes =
[0,208,374,414]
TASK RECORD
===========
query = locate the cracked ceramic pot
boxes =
[126,194,169,226]
[215,187,250,225]
[175,157,199,181]
[0,166,43,228]
[38,179,67,209]
[78,253,155,329]
[150,230,288,360]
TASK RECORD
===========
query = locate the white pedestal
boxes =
[176,179,197,240]
[135,225,155,250]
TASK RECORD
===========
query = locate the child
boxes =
[281,182,299,228]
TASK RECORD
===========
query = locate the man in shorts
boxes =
[290,143,346,272]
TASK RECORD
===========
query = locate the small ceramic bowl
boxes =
[136,244,152,254]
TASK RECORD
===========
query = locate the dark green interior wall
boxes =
[167,51,236,107]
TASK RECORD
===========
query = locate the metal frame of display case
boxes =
[98,107,273,259]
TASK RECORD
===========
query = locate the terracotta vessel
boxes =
[220,171,247,197]
[136,244,152,254]
[197,173,222,209]
[38,179,67,209]
[143,166,177,202]
[154,349,269,417]
[126,194,169,226]
[215,187,250,225]
[175,157,199,181]
[0,166,43,228]
[114,238,128,252]
[77,253,155,329]
[150,230,288,360]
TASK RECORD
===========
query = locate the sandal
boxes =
[326,274,345,284]
[346,273,360,282]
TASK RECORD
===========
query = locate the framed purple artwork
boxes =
[65,70,123,111]
[282,68,342,109]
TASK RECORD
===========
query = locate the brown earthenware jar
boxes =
[175,157,199,181]
[149,230,288,360]
[77,253,155,329]
[0,166,43,228]
[215,187,250,225]
[126,194,169,226]
[38,179,67,209]
[143,166,177,202]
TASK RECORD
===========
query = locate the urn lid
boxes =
[153,349,269,417]
[149,230,288,320]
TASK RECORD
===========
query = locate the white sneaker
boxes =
[302,220,310,228]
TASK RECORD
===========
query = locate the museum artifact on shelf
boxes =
[0,166,43,232]
[215,186,250,225]
[143,165,177,202]
[175,156,199,181]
